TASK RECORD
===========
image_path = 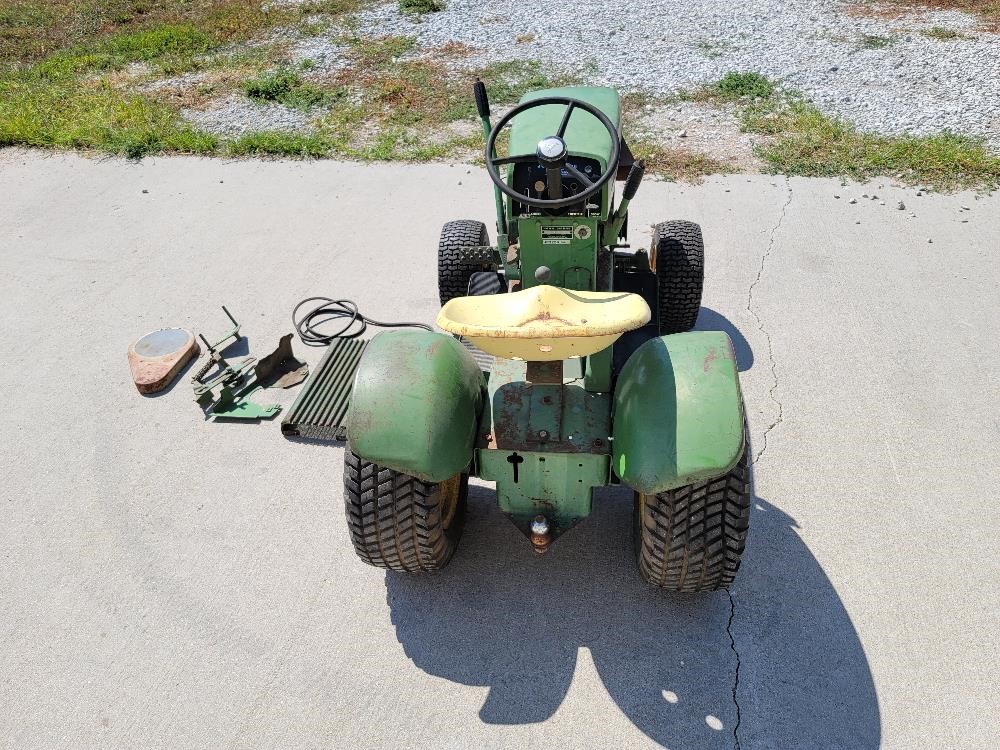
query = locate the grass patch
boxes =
[0,1,297,66]
[0,71,218,157]
[858,32,896,48]
[919,25,967,38]
[227,131,329,156]
[0,19,230,157]
[0,0,373,158]
[684,71,776,102]
[742,96,1000,189]
[243,67,341,110]
[662,71,1000,188]
[399,0,444,12]
[34,24,216,79]
[694,39,729,58]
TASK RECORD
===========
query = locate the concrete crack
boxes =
[726,588,743,750]
[747,178,792,465]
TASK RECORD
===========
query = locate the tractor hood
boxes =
[507,86,621,170]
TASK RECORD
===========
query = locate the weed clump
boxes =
[399,0,444,13]
[710,72,776,101]
[243,68,340,111]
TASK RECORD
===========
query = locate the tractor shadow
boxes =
[385,487,880,748]
[696,307,753,371]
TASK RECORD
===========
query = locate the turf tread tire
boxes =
[438,220,492,306]
[652,220,705,334]
[634,441,750,591]
[344,447,466,572]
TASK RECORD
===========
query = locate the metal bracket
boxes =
[192,306,241,383]
[194,333,308,421]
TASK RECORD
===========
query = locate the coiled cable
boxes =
[292,296,433,347]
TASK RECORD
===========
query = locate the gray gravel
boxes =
[182,95,313,137]
[355,0,1000,145]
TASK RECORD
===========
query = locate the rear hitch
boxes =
[530,514,552,554]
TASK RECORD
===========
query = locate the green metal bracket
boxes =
[478,449,610,536]
[194,333,308,421]
[210,385,281,420]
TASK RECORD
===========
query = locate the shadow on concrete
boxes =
[386,487,880,748]
[696,307,753,372]
[615,307,753,380]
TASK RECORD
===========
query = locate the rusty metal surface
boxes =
[482,357,611,454]
[281,338,367,440]
[526,360,562,384]
[255,333,309,389]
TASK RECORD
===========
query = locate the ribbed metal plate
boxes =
[280,338,367,441]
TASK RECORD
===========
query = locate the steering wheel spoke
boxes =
[564,162,593,188]
[491,154,540,166]
[556,102,576,139]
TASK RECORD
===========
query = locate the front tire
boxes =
[344,447,468,572]
[438,220,493,306]
[633,438,751,592]
[652,220,704,334]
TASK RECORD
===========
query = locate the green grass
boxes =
[0,20,228,157]
[739,91,1000,189]
[226,131,329,156]
[919,25,967,39]
[0,0,297,65]
[242,67,341,110]
[691,71,776,101]
[0,72,218,157]
[858,33,896,48]
[661,71,1000,189]
[399,0,444,12]
[34,24,216,79]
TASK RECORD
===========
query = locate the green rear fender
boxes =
[347,331,485,483]
[613,331,745,494]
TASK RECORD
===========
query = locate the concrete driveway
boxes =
[1,150,997,749]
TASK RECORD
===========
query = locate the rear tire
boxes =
[344,447,467,572]
[633,438,751,592]
[438,220,493,306]
[652,220,704,334]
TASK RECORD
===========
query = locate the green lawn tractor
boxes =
[342,82,750,592]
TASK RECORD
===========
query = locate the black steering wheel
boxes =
[485,96,621,210]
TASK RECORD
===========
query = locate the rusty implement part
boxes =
[192,306,242,384]
[192,355,256,402]
[195,334,307,421]
[128,328,199,394]
[526,360,562,384]
[254,333,309,389]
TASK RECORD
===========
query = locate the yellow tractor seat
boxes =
[436,285,651,362]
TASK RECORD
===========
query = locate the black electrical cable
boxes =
[292,296,433,347]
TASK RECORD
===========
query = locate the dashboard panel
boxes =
[509,156,603,214]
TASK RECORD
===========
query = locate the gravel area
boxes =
[181,95,313,137]
[632,101,764,172]
[355,0,1000,145]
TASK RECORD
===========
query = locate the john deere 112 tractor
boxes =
[343,82,750,591]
